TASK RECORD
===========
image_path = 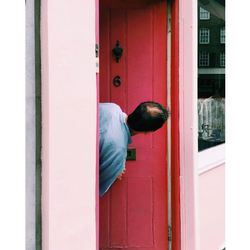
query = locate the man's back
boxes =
[99,103,131,196]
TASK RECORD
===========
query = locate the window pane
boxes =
[220,27,225,43]
[200,7,210,20]
[199,51,209,66]
[220,52,225,67]
[198,0,225,152]
[199,28,210,44]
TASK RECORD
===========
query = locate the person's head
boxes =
[127,101,169,135]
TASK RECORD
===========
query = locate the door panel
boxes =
[100,1,168,249]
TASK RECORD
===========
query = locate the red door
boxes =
[99,0,168,249]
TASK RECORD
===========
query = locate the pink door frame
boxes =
[95,0,100,249]
[179,0,200,249]
[40,0,200,249]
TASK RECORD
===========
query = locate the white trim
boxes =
[218,243,225,250]
[198,159,224,175]
[198,144,225,174]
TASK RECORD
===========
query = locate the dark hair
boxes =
[127,101,169,132]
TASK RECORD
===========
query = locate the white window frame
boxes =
[199,28,210,44]
[200,7,210,20]
[220,52,225,67]
[198,144,225,174]
[199,51,209,66]
[220,27,225,44]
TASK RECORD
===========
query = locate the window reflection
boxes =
[200,7,210,20]
[198,0,225,151]
[199,28,210,44]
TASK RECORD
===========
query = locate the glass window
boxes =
[220,52,225,67]
[200,7,210,20]
[199,28,210,44]
[220,27,225,43]
[199,51,209,66]
[198,0,225,151]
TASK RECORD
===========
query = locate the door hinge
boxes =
[168,225,172,242]
[95,43,99,73]
[168,225,172,250]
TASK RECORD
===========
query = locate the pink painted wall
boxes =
[179,0,200,249]
[199,165,225,250]
[41,0,97,249]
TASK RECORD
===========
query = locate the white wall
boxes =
[26,0,36,249]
